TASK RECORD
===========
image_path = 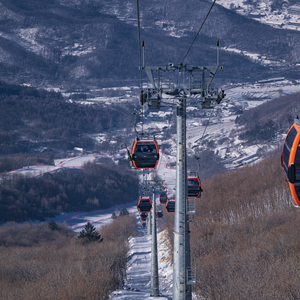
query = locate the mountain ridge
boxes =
[0,0,298,89]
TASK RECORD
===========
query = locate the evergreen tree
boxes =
[48,220,60,231]
[77,222,103,243]
[111,211,118,219]
[119,208,129,216]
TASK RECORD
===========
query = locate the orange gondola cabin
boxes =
[131,139,159,169]
[137,197,152,213]
[187,177,203,198]
[281,119,300,206]
[156,211,163,218]
[166,199,175,213]
[140,212,148,221]
[160,193,168,204]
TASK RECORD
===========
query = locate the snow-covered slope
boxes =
[109,229,173,300]
[218,0,300,31]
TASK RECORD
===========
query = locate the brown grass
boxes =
[166,153,300,299]
[0,215,137,300]
[190,154,300,299]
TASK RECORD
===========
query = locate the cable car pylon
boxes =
[138,60,224,300]
[135,0,223,298]
[151,187,159,297]
[142,179,166,297]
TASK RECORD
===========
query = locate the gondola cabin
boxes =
[137,197,152,213]
[131,139,159,169]
[140,212,148,221]
[281,120,300,206]
[160,193,168,204]
[142,222,146,228]
[166,200,175,213]
[187,177,203,198]
[156,211,163,218]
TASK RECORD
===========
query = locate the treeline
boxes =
[0,215,137,300]
[236,92,300,143]
[0,152,54,173]
[0,81,136,156]
[0,80,62,99]
[0,161,139,223]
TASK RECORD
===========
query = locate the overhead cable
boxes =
[181,0,217,65]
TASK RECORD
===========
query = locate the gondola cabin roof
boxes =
[131,139,159,169]
[187,177,202,198]
[137,197,152,213]
[281,120,300,206]
[166,200,175,213]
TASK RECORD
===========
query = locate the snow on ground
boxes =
[222,46,283,67]
[50,201,138,233]
[156,230,173,296]
[2,153,100,179]
[110,228,172,300]
[3,153,124,180]
[217,0,300,32]
[44,150,175,298]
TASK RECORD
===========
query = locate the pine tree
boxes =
[48,220,60,231]
[119,208,129,216]
[77,222,103,243]
[111,211,118,219]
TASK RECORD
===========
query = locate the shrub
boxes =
[0,216,137,299]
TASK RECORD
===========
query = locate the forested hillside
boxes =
[0,81,136,172]
[236,92,300,144]
[0,160,139,223]
[166,153,299,299]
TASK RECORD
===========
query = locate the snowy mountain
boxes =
[0,0,299,90]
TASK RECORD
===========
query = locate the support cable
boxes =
[180,0,217,65]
